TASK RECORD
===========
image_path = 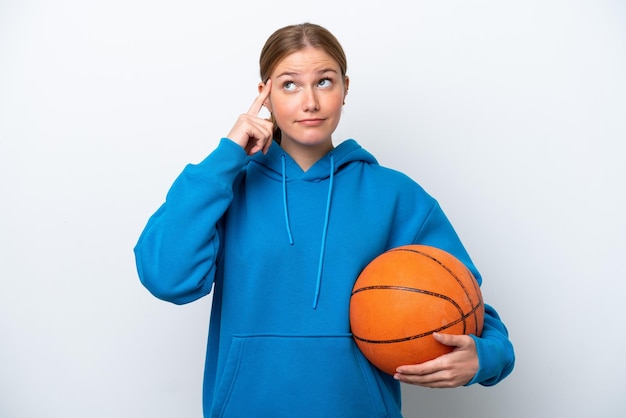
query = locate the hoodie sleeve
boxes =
[413,201,515,386]
[134,138,249,305]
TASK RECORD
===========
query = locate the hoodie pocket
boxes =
[211,334,389,418]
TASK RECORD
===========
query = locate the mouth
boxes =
[297,118,326,127]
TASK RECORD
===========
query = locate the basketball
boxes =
[349,244,484,375]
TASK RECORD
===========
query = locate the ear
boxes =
[343,76,350,104]
[258,81,272,113]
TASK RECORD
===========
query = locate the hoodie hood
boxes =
[249,139,378,309]
[250,139,378,182]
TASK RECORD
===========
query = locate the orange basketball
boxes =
[349,244,484,375]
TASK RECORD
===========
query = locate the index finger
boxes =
[247,79,272,116]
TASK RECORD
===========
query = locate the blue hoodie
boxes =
[134,138,514,417]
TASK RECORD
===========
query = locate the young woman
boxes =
[134,22,514,417]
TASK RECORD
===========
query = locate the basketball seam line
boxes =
[352,300,483,344]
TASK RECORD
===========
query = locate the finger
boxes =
[395,358,440,376]
[247,79,272,116]
[432,332,457,347]
[396,372,460,388]
[262,120,274,154]
[394,361,455,387]
[395,362,473,388]
[433,332,473,349]
[244,119,274,156]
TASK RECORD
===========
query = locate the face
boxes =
[262,47,349,151]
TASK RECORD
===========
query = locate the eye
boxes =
[283,81,297,91]
[318,78,333,88]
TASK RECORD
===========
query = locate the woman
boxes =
[134,22,514,417]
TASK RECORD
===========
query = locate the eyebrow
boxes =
[275,68,338,78]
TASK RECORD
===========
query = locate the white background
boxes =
[1,1,625,417]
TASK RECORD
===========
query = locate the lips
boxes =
[297,118,326,126]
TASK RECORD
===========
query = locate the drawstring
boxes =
[280,153,335,310]
[281,155,294,245]
[313,154,334,309]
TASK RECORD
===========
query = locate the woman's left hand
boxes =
[393,332,479,388]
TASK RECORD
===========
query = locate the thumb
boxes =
[432,332,461,348]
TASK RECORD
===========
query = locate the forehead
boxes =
[272,47,341,77]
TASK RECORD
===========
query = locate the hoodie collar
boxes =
[250,139,377,182]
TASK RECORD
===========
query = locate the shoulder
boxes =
[363,162,427,193]
[342,140,425,188]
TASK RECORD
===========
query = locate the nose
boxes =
[302,88,320,112]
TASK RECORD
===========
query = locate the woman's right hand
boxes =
[226,79,274,155]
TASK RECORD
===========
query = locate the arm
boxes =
[394,201,515,386]
[394,305,514,387]
[134,83,274,304]
[134,138,249,304]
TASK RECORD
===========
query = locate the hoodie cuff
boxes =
[465,333,515,386]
